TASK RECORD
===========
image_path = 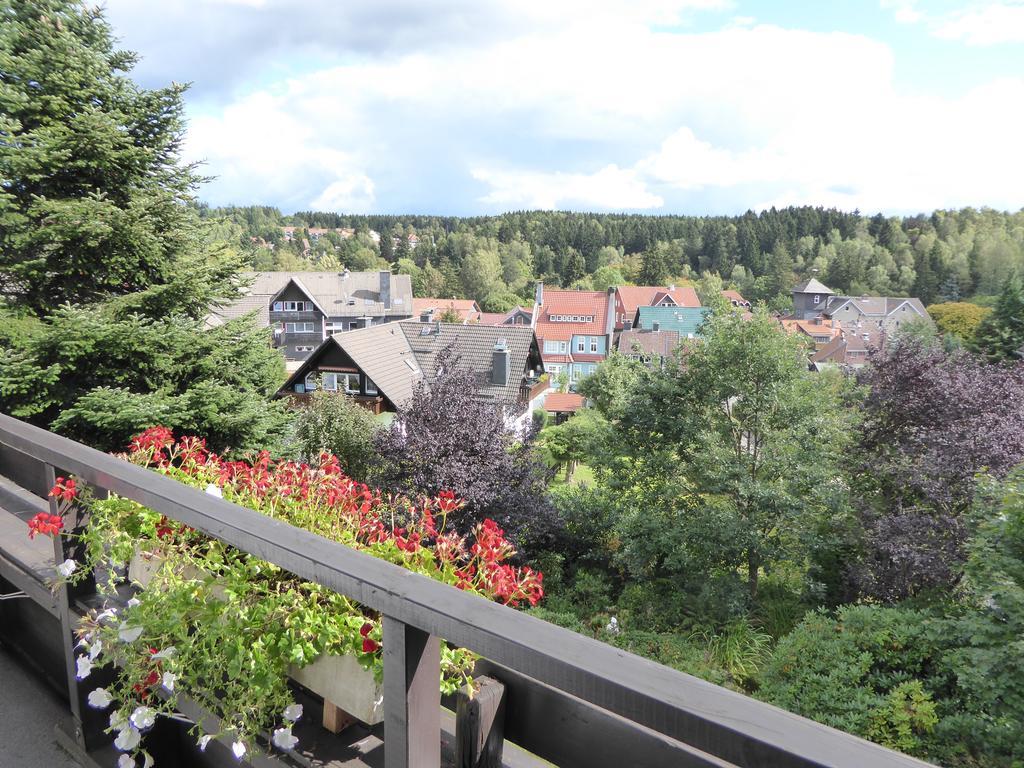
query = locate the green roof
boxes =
[634,306,710,337]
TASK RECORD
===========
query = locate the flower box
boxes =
[129,548,382,726]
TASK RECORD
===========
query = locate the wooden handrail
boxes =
[0,413,934,768]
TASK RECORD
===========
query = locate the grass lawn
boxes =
[550,462,595,487]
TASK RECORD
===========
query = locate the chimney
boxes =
[623,319,633,331]
[419,310,433,323]
[652,321,661,332]
[535,281,544,307]
[379,271,391,310]
[491,340,510,386]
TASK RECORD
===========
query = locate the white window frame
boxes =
[321,373,339,391]
[285,322,315,333]
[295,345,315,352]
[272,301,283,311]
[590,338,598,353]
[341,373,360,394]
[576,338,586,353]
[559,341,567,353]
[364,377,378,395]
[304,373,317,391]
[813,295,821,304]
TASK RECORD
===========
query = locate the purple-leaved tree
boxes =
[372,346,559,550]
[850,342,1024,600]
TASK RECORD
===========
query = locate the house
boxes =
[279,321,546,423]
[722,289,751,310]
[811,328,885,371]
[790,278,931,335]
[207,270,414,368]
[613,285,700,331]
[543,392,585,424]
[616,328,681,368]
[412,298,481,324]
[777,316,843,350]
[533,283,615,386]
[633,306,711,338]
[478,306,534,327]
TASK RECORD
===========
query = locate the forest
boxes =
[206,203,1024,313]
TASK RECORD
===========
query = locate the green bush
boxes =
[758,605,940,757]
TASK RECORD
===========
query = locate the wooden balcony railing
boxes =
[0,413,934,768]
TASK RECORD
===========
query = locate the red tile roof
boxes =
[535,289,609,342]
[614,285,700,329]
[544,393,585,413]
[411,298,480,323]
[722,290,750,307]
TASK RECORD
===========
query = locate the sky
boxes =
[102,0,1024,217]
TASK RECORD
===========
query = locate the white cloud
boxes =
[932,3,1024,45]
[472,165,663,210]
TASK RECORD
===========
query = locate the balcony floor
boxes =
[0,642,81,768]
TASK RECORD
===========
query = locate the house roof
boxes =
[401,321,542,405]
[280,321,542,408]
[411,298,481,323]
[477,306,532,326]
[810,328,885,365]
[214,271,414,323]
[206,295,270,328]
[535,289,609,342]
[778,316,842,341]
[544,393,585,413]
[722,290,750,307]
[824,295,929,320]
[634,306,711,337]
[617,329,681,357]
[616,285,701,317]
[794,278,833,295]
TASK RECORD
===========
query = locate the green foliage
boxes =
[696,620,773,685]
[290,391,379,481]
[759,605,940,756]
[971,273,1024,362]
[927,301,992,341]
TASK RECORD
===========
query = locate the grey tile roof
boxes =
[335,324,424,408]
[207,295,269,327]
[213,271,414,324]
[794,278,833,295]
[825,295,929,319]
[400,321,542,405]
[616,329,681,357]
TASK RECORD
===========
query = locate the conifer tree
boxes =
[972,274,1024,363]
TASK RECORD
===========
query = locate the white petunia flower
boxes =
[76,655,93,679]
[96,608,118,623]
[197,734,212,752]
[205,484,223,498]
[118,623,143,643]
[161,671,176,692]
[271,726,299,751]
[117,754,135,768]
[141,752,154,768]
[231,740,246,760]
[114,726,141,751]
[126,597,141,609]
[130,706,156,730]
[151,646,176,660]
[87,687,113,709]
[282,703,303,722]
[89,639,103,661]
[57,559,77,577]
[110,711,127,731]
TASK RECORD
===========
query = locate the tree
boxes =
[850,343,1024,600]
[639,243,670,285]
[971,273,1024,362]
[591,265,625,292]
[538,409,606,482]
[0,0,202,315]
[0,1,289,453]
[461,246,504,303]
[561,248,586,287]
[291,390,379,481]
[372,346,559,548]
[927,302,991,342]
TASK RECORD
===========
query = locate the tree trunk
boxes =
[565,460,577,483]
[747,549,760,599]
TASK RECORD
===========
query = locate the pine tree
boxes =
[0,1,289,452]
[972,274,1024,363]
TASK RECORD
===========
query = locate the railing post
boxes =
[383,615,440,768]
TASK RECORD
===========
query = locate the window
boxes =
[544,340,561,354]
[321,373,339,391]
[589,338,598,353]
[341,373,360,394]
[285,322,315,333]
[813,295,821,304]
[559,341,568,353]
[304,373,317,391]
[272,301,283,311]
[365,377,378,395]
[576,338,585,353]
[325,322,343,337]
[295,345,315,352]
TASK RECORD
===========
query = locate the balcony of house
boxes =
[519,375,549,403]
[0,414,935,768]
